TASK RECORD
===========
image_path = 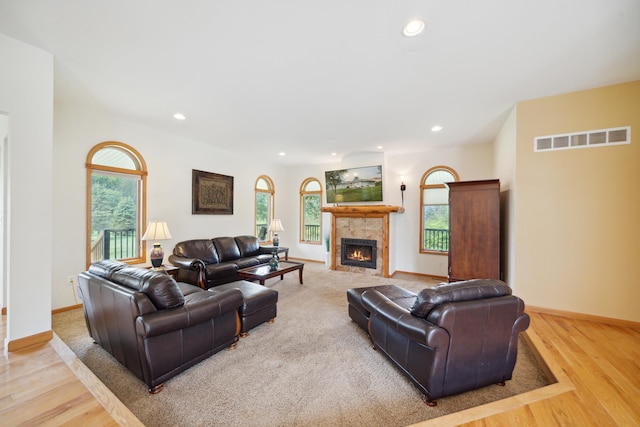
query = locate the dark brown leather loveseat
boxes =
[78,260,243,393]
[168,235,274,288]
[348,279,530,405]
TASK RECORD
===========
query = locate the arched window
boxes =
[86,141,147,268]
[255,175,275,242]
[420,166,459,254]
[299,178,322,244]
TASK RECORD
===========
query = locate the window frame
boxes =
[299,177,323,244]
[85,141,147,268]
[255,175,275,243]
[419,165,459,255]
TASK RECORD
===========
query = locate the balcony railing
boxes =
[90,227,137,262]
[423,228,449,252]
[256,223,321,243]
[303,224,320,242]
[256,224,268,241]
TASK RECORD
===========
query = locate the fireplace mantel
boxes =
[321,205,403,277]
[321,205,404,215]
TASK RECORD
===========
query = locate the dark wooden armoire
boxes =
[447,179,500,282]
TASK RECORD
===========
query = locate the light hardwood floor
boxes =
[2,310,639,426]
[0,315,142,426]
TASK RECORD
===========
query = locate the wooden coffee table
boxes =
[237,261,304,286]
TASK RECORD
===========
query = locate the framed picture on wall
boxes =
[324,165,383,203]
[192,169,234,215]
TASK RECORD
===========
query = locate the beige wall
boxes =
[513,81,640,322]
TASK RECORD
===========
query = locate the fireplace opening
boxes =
[341,238,377,269]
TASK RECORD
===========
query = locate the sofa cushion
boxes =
[205,262,238,279]
[173,239,219,264]
[213,237,241,262]
[235,235,261,257]
[110,267,185,310]
[410,279,511,318]
[235,257,261,269]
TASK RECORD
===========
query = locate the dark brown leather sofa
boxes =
[78,260,243,393]
[348,279,530,405]
[168,235,274,289]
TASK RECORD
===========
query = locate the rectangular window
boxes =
[422,205,449,252]
[255,192,271,241]
[302,194,321,242]
[90,172,141,262]
[422,186,449,252]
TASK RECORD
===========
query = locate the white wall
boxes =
[386,143,494,277]
[52,101,280,308]
[0,114,7,310]
[0,34,54,342]
[52,102,500,309]
[493,107,517,288]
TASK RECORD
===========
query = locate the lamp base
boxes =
[150,243,164,268]
[273,234,280,247]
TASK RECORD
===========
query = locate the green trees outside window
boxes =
[255,176,274,242]
[300,178,322,243]
[420,166,459,253]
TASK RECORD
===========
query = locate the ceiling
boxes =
[1,0,639,165]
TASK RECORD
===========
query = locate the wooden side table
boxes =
[260,246,289,261]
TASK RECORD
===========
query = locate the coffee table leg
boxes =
[298,266,303,285]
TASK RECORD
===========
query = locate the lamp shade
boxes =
[268,219,285,233]
[142,221,173,241]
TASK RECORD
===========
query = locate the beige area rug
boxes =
[53,262,549,427]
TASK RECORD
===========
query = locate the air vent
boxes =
[534,126,630,152]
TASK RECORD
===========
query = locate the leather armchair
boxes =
[361,279,530,405]
[78,260,243,393]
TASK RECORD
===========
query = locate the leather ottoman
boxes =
[347,285,417,332]
[211,280,278,337]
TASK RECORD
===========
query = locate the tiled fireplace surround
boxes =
[321,205,404,277]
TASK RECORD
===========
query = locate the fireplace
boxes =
[321,205,404,277]
[341,238,377,269]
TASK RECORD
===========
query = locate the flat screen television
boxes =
[325,165,383,203]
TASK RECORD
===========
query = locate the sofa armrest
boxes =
[362,289,449,348]
[258,246,277,255]
[168,254,207,288]
[135,289,243,338]
[168,254,205,271]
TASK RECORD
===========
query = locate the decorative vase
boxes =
[269,252,279,271]
[325,252,331,267]
[150,243,164,268]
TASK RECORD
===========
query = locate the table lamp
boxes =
[268,219,284,247]
[142,220,173,268]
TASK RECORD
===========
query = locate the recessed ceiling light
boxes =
[278,152,286,156]
[431,125,443,132]
[403,19,425,37]
[331,152,337,156]
[377,145,383,150]
[173,113,186,120]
